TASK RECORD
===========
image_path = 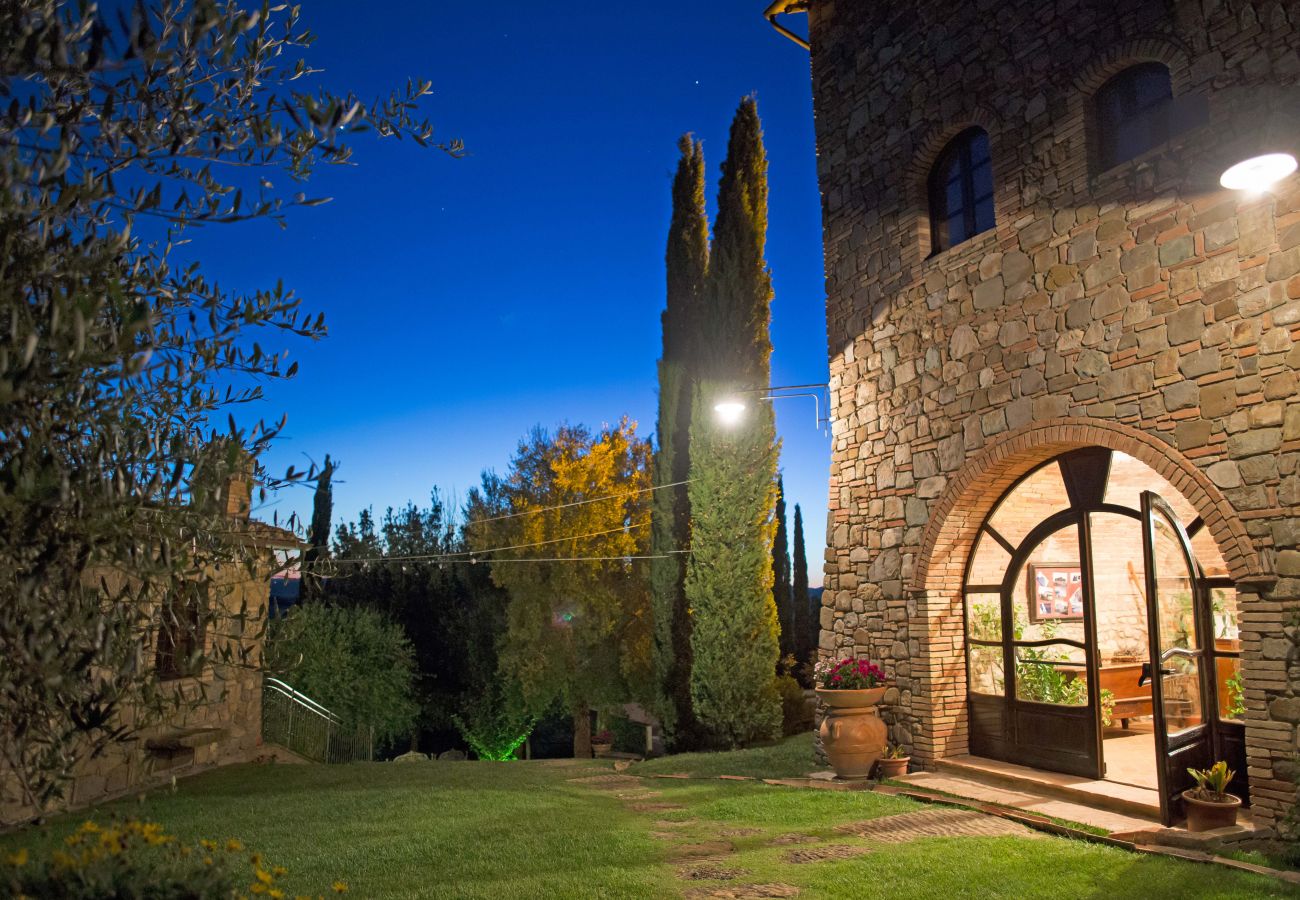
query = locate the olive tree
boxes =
[0,0,457,817]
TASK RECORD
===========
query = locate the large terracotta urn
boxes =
[816,686,888,779]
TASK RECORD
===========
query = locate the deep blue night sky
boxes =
[211,2,830,581]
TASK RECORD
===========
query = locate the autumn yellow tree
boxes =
[466,419,653,757]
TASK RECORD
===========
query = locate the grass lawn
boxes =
[630,732,820,779]
[2,741,1293,899]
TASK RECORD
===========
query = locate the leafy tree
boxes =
[326,491,507,752]
[301,454,335,603]
[650,135,708,747]
[791,503,815,679]
[0,0,453,816]
[772,475,794,660]
[686,97,781,747]
[469,421,652,758]
[265,604,419,744]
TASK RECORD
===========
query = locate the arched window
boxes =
[928,128,995,255]
[1094,63,1174,171]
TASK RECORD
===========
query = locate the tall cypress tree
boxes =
[772,475,793,660]
[301,454,334,603]
[650,136,709,746]
[791,503,814,678]
[686,96,781,747]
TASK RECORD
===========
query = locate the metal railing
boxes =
[262,677,374,763]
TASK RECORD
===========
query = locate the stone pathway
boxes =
[557,760,1300,895]
[834,807,1042,843]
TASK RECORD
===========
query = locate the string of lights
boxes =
[321,520,654,566]
[460,478,692,528]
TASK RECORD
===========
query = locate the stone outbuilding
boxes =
[771,0,1300,827]
[0,472,298,824]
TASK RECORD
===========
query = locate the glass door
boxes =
[1140,491,1214,825]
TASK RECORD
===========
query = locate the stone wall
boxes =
[1,531,284,824]
[804,0,1300,825]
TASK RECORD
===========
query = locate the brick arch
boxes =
[1071,35,1194,97]
[910,417,1267,597]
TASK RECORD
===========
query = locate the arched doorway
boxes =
[961,447,1244,825]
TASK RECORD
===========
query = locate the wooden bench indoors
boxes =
[1097,663,1152,729]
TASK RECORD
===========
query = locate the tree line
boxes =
[283,97,820,758]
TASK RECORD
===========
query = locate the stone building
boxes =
[0,473,297,824]
[768,0,1300,826]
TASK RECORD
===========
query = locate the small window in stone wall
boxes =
[1094,62,1173,171]
[928,127,995,255]
[156,592,205,680]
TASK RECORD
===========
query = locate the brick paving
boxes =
[834,807,1042,843]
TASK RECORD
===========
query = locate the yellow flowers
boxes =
[3,819,349,898]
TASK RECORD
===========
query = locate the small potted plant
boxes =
[591,729,614,758]
[1183,761,1242,831]
[814,657,889,779]
[875,743,910,779]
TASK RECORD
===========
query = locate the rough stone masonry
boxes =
[801,0,1300,826]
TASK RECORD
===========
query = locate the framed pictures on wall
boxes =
[1027,563,1084,622]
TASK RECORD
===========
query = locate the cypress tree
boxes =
[301,454,334,603]
[772,475,793,661]
[791,503,814,677]
[686,96,781,747]
[650,135,708,746]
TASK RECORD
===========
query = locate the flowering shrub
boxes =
[815,657,887,690]
[592,730,614,745]
[2,819,348,899]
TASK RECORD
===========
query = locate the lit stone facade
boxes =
[803,0,1300,825]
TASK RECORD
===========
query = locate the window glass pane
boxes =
[947,214,965,245]
[988,462,1071,547]
[1151,510,1203,737]
[1097,64,1173,168]
[1133,67,1172,107]
[967,532,1012,587]
[1210,587,1239,644]
[966,591,1003,641]
[1191,526,1229,578]
[973,196,995,234]
[969,645,1006,696]
[1012,523,1084,641]
[1015,643,1088,705]
[968,131,991,167]
[1215,654,1245,722]
[1103,451,1197,524]
[1088,513,1148,663]
[946,177,963,211]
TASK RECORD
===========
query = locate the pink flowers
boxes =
[816,657,886,690]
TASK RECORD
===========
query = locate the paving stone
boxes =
[782,844,872,864]
[833,807,1041,843]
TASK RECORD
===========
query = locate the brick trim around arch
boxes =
[909,417,1268,597]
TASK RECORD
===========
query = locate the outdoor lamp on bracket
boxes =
[1215,96,1299,195]
[713,383,830,434]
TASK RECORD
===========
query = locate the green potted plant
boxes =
[875,743,910,779]
[1184,761,1242,831]
[815,657,889,779]
[591,729,614,758]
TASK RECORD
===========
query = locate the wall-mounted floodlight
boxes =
[1220,152,1297,193]
[713,400,747,425]
[712,383,829,434]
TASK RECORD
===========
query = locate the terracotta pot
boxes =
[816,687,888,779]
[1182,789,1241,832]
[875,756,910,779]
[591,742,612,758]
